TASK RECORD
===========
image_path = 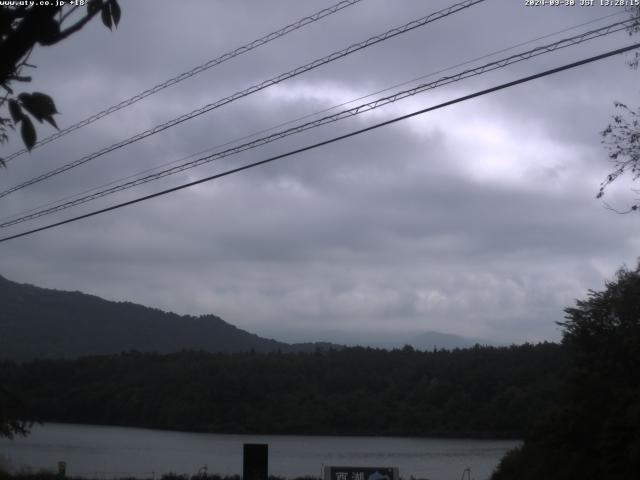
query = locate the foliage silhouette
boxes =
[0,0,120,166]
[598,6,640,211]
[491,262,640,479]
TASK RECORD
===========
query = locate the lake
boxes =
[0,423,519,480]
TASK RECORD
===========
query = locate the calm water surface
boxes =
[0,423,519,480]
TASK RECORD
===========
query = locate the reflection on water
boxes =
[0,423,519,480]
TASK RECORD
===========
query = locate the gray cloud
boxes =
[1,0,639,345]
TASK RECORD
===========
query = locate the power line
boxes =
[1,16,634,229]
[0,0,486,199]
[2,0,365,162]
[1,42,637,244]
[1,11,624,226]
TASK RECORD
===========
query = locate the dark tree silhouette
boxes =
[0,0,120,165]
[0,385,31,439]
[492,261,640,480]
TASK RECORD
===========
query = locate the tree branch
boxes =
[55,1,107,43]
[59,4,80,24]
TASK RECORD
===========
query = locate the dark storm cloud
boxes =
[1,0,639,344]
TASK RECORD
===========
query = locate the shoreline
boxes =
[24,421,523,442]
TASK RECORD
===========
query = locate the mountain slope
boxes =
[0,275,293,361]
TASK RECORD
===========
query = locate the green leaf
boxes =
[20,115,36,150]
[36,17,61,46]
[110,0,121,27]
[87,0,102,15]
[32,92,58,115]
[101,3,113,30]
[18,92,58,122]
[8,99,23,123]
[43,115,59,130]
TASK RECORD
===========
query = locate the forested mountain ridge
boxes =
[0,275,329,361]
[0,273,568,439]
[0,343,566,438]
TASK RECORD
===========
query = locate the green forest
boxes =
[0,342,563,438]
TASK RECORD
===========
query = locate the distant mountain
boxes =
[264,327,497,351]
[0,275,334,361]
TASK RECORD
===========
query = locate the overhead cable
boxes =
[2,0,365,162]
[1,17,635,229]
[0,0,486,199]
[1,10,626,226]
[1,42,638,244]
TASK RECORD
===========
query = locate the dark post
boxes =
[243,443,268,480]
[57,461,66,479]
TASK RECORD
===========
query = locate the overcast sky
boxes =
[1,0,639,344]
